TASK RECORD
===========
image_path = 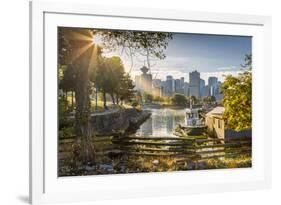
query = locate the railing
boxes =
[59,135,252,165]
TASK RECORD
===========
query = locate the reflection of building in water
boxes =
[138,117,153,136]
[136,109,186,137]
[166,114,174,134]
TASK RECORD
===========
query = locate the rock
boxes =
[99,164,114,172]
[197,161,207,169]
[85,165,96,171]
[90,108,151,135]
[186,159,196,169]
[152,159,160,166]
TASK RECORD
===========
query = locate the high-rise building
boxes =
[200,79,206,98]
[189,70,200,98]
[208,76,218,96]
[215,81,223,101]
[135,76,141,90]
[175,79,181,93]
[134,66,152,94]
[180,77,185,89]
[152,79,163,97]
[205,85,210,96]
[184,82,189,96]
[164,75,174,96]
[152,79,162,87]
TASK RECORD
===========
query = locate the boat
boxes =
[185,107,205,126]
[174,100,206,137]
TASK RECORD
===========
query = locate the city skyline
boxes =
[103,33,251,82]
[135,67,223,100]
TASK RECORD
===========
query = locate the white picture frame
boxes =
[30,1,272,204]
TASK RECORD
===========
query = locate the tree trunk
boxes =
[71,91,74,108]
[110,93,115,104]
[116,93,119,105]
[146,49,151,69]
[103,92,107,109]
[74,78,95,164]
[72,46,96,165]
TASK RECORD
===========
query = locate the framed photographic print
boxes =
[30,1,272,204]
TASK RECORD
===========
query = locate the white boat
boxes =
[174,99,206,137]
[185,108,205,128]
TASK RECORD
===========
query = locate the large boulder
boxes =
[90,108,151,135]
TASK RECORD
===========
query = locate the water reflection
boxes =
[136,108,187,137]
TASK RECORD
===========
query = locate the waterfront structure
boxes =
[189,70,200,98]
[205,107,251,139]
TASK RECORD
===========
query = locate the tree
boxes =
[93,56,135,107]
[96,31,173,71]
[60,65,76,108]
[58,28,101,164]
[143,93,153,103]
[58,28,173,164]
[188,95,198,107]
[221,55,252,131]
[241,54,252,70]
[94,57,115,109]
[153,95,165,103]
[171,94,188,106]
[118,73,136,104]
[203,95,216,105]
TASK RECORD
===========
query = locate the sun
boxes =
[91,36,95,45]
[91,34,103,46]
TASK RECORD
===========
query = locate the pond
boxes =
[136,108,187,137]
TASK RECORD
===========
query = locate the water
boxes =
[136,108,187,137]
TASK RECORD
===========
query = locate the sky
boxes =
[103,32,252,83]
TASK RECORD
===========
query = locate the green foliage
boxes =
[153,95,165,102]
[142,93,153,103]
[60,64,77,92]
[171,94,188,106]
[187,95,198,105]
[118,73,136,103]
[241,54,252,70]
[93,56,136,107]
[97,31,173,69]
[94,56,123,94]
[58,97,73,129]
[221,71,252,131]
[203,95,216,105]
